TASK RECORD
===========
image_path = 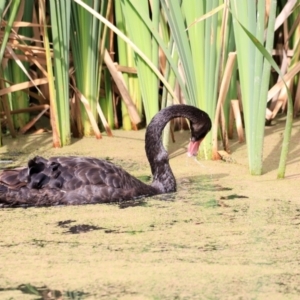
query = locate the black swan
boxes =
[0,105,211,206]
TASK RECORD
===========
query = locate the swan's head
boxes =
[187,113,212,157]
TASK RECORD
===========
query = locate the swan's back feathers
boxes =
[47,156,143,189]
[0,156,157,207]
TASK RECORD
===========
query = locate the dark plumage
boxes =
[0,105,211,207]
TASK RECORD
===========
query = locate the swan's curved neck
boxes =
[145,105,203,193]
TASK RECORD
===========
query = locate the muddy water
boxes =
[0,120,300,299]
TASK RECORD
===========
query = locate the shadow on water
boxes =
[178,174,233,195]
[118,173,236,209]
[118,199,148,209]
[0,283,90,299]
[57,220,103,234]
[56,220,145,235]
[57,220,76,227]
[176,174,250,208]
[220,194,249,200]
[67,224,103,234]
[118,173,233,209]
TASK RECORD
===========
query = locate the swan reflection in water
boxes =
[0,105,212,207]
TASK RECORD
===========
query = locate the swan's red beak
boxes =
[187,139,203,157]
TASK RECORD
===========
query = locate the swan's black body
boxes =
[0,105,211,206]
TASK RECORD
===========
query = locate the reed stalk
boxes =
[70,0,108,137]
[120,0,159,123]
[0,0,21,63]
[114,0,141,130]
[9,0,33,129]
[48,0,72,146]
[40,0,60,147]
[0,0,21,139]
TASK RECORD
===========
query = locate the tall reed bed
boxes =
[0,0,299,178]
[231,0,277,175]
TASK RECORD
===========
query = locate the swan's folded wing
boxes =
[48,156,147,190]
